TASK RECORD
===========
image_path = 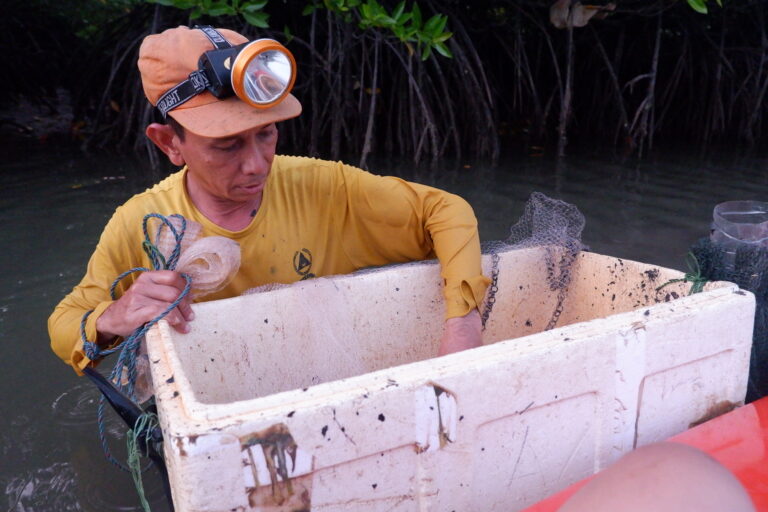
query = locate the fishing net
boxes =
[132,216,241,403]
[690,238,768,402]
[152,216,240,300]
[481,191,586,331]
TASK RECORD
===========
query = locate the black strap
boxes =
[196,25,232,50]
[155,26,231,118]
[156,70,210,118]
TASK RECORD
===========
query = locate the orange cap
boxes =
[138,25,302,138]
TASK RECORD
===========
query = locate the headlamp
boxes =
[156,26,296,118]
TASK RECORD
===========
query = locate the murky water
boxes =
[2,139,767,510]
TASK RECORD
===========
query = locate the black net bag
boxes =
[691,238,768,402]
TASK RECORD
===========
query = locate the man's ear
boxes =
[146,123,185,166]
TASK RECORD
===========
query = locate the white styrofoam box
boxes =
[146,247,754,511]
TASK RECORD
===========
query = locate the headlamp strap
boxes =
[156,70,211,118]
[195,25,232,50]
[154,26,232,118]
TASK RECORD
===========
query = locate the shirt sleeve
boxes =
[48,205,145,374]
[333,163,490,319]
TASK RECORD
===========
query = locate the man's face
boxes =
[173,123,278,204]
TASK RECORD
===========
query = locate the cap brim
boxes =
[169,93,302,138]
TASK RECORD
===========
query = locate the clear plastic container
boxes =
[711,200,768,270]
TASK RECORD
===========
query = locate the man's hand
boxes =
[438,308,482,356]
[95,270,194,343]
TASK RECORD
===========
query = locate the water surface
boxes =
[2,141,766,510]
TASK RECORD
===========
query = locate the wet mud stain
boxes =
[242,423,311,508]
[644,269,660,281]
[688,400,739,428]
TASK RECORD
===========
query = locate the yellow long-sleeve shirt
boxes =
[49,155,490,373]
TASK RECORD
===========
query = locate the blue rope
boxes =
[79,214,191,472]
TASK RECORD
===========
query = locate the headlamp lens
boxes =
[242,49,292,104]
[232,40,296,109]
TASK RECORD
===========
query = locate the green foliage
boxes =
[146,0,270,27]
[686,0,723,14]
[145,0,452,60]
[313,0,453,60]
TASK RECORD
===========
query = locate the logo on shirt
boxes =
[293,248,315,280]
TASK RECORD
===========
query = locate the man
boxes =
[48,25,490,374]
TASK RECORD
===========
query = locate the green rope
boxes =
[656,251,709,295]
[142,239,167,270]
[127,411,160,512]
